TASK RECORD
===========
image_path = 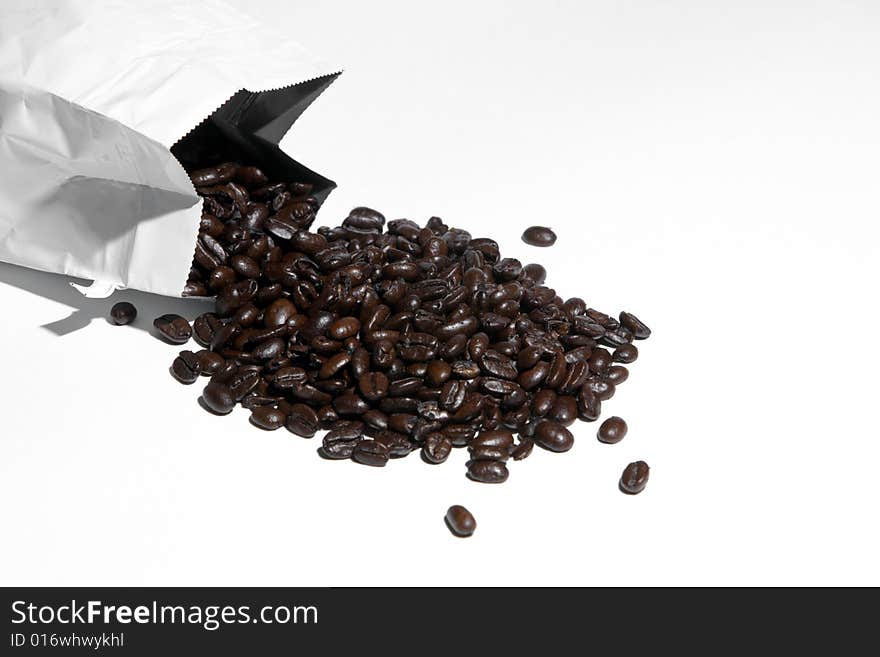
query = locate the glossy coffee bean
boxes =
[613,343,638,364]
[533,420,574,452]
[521,226,557,247]
[619,312,651,340]
[286,404,319,438]
[110,301,137,325]
[467,460,509,484]
[620,460,650,494]
[154,314,192,344]
[171,350,201,384]
[445,505,476,537]
[250,405,287,430]
[422,434,453,464]
[352,439,390,467]
[598,416,627,444]
[202,382,235,414]
[511,439,534,460]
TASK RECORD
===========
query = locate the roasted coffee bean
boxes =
[620,460,650,494]
[467,460,509,484]
[154,314,192,344]
[619,312,651,340]
[520,263,547,284]
[577,387,602,422]
[171,167,653,502]
[605,365,629,385]
[363,409,389,432]
[374,430,413,457]
[202,382,235,414]
[359,371,390,401]
[170,350,201,384]
[470,430,514,451]
[422,434,453,464]
[445,505,476,537]
[549,395,578,427]
[598,416,627,444]
[195,349,225,375]
[110,301,137,325]
[250,405,287,430]
[521,226,557,247]
[511,439,534,460]
[533,420,574,452]
[329,317,361,340]
[352,439,390,467]
[286,403,319,438]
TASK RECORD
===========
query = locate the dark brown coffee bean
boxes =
[202,382,235,414]
[359,371,390,401]
[329,317,361,340]
[521,226,557,246]
[511,439,534,460]
[549,395,578,427]
[445,505,476,537]
[154,314,192,344]
[577,387,602,422]
[352,439,390,467]
[467,460,509,484]
[619,312,651,340]
[250,405,287,430]
[286,403,319,438]
[613,343,638,364]
[109,301,137,325]
[533,420,574,452]
[422,434,453,464]
[620,460,650,494]
[170,350,201,384]
[195,350,224,375]
[598,416,628,444]
[605,365,629,385]
[520,263,546,284]
[470,430,514,451]
[374,430,413,457]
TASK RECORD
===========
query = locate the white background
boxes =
[1,0,878,586]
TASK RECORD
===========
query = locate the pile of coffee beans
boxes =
[161,161,652,491]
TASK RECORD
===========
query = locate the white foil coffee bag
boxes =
[0,0,340,297]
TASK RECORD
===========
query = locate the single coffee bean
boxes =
[619,312,651,340]
[286,404,319,438]
[467,460,509,484]
[598,416,628,444]
[521,226,557,247]
[170,350,201,384]
[153,314,192,344]
[613,343,638,364]
[445,505,477,537]
[470,430,514,451]
[109,301,137,325]
[533,420,574,452]
[352,439,390,467]
[202,382,235,414]
[250,405,287,430]
[195,349,224,375]
[422,434,453,464]
[620,460,650,494]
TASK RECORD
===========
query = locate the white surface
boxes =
[1,0,878,586]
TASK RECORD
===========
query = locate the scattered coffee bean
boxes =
[620,460,650,494]
[153,314,192,344]
[109,301,137,325]
[158,162,653,524]
[445,505,476,537]
[521,226,557,247]
[598,416,627,444]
